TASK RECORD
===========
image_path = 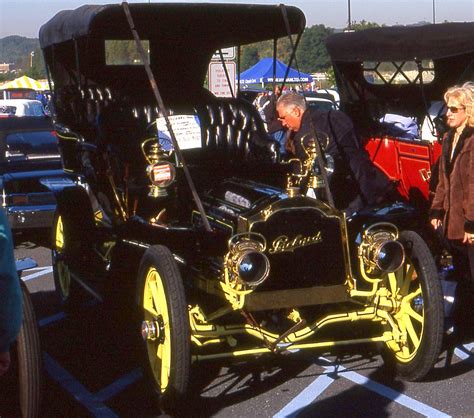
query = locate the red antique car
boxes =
[326,22,474,214]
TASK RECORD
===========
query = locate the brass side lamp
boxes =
[141,138,175,198]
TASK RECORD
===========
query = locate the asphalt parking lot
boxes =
[8,235,474,417]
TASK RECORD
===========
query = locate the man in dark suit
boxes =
[276,92,394,212]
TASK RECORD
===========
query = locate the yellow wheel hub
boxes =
[143,267,171,393]
[384,260,424,363]
[54,215,71,299]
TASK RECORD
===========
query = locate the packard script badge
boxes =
[269,232,322,254]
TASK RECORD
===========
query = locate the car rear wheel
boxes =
[17,281,42,418]
[138,245,190,413]
[381,230,444,381]
[51,211,80,311]
[0,282,42,417]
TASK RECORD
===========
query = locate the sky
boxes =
[0,0,473,38]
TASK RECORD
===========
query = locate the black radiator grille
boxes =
[251,207,347,290]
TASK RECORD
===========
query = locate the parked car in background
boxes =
[303,91,337,111]
[0,99,47,117]
[238,87,268,104]
[325,22,474,214]
[0,117,76,231]
[317,88,340,107]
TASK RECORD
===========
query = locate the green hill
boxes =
[0,36,46,79]
[0,36,40,66]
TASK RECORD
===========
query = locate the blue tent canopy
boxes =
[239,58,313,85]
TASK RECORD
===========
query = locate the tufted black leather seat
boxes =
[97,94,279,167]
[194,97,279,163]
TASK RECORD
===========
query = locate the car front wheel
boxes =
[137,245,190,413]
[381,230,444,381]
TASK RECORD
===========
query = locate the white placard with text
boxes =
[156,115,202,150]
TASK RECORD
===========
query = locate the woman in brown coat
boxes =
[430,82,474,334]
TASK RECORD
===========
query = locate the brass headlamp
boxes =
[359,223,405,275]
[224,232,270,288]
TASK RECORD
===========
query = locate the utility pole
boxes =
[432,0,436,23]
[347,0,352,29]
[30,51,35,68]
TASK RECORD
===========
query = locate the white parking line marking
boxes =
[22,266,48,271]
[274,357,451,418]
[455,343,474,363]
[273,374,335,418]
[320,360,450,418]
[21,266,53,281]
[43,352,118,417]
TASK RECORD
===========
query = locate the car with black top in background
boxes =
[0,116,77,231]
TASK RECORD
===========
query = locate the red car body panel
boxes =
[365,137,442,201]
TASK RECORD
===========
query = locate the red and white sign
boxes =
[208,61,236,98]
[153,164,171,183]
[149,162,175,187]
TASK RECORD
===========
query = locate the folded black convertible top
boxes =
[39,3,306,49]
[326,22,474,62]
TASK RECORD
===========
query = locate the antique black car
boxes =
[0,116,76,231]
[40,3,444,411]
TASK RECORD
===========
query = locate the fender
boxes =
[54,185,97,246]
[346,202,421,240]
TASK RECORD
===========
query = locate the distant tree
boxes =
[350,20,382,31]
[296,25,334,73]
[325,67,336,88]
[0,36,39,69]
[240,45,260,71]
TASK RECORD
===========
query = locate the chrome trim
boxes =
[173,254,186,265]
[122,239,150,249]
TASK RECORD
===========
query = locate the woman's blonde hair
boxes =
[444,82,474,128]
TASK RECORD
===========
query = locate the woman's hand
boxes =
[463,232,474,245]
[431,218,442,230]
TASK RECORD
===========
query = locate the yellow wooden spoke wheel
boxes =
[385,260,424,362]
[142,267,172,392]
[381,231,444,381]
[52,213,71,300]
[138,245,190,413]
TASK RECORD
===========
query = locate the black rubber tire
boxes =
[137,245,190,413]
[0,282,43,418]
[381,230,444,381]
[17,282,42,418]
